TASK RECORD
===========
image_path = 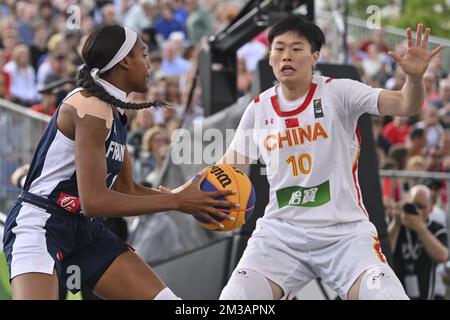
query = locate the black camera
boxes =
[403,203,419,215]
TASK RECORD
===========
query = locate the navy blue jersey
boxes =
[23,88,128,214]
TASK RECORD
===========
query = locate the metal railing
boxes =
[379,169,450,212]
[316,10,450,71]
[0,99,50,213]
[347,16,450,72]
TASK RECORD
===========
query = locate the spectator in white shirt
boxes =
[3,44,39,106]
[124,0,156,33]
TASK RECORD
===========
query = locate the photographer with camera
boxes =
[388,184,448,299]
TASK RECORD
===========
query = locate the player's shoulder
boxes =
[315,75,367,101]
[64,88,109,105]
[64,89,113,115]
[314,74,356,89]
[314,74,335,85]
[62,88,114,128]
[252,86,277,105]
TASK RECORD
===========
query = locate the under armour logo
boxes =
[236,270,247,276]
[265,119,274,125]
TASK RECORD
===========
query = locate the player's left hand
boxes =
[388,24,444,78]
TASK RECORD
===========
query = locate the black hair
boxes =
[420,177,443,191]
[409,127,425,140]
[77,24,166,110]
[268,15,325,53]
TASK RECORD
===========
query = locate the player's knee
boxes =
[219,268,275,300]
[358,265,409,300]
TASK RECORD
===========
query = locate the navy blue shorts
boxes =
[2,192,130,294]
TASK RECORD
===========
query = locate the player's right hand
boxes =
[173,172,239,229]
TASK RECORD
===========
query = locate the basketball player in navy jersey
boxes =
[2,25,237,300]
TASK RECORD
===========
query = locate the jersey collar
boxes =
[270,82,317,117]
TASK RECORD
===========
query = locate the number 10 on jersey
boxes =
[286,153,312,177]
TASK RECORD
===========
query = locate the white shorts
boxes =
[236,218,389,299]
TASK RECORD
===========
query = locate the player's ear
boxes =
[117,56,132,71]
[311,51,320,66]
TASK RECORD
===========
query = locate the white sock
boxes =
[154,287,181,300]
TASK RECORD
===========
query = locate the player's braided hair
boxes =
[77,24,167,110]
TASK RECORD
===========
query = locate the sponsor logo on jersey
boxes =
[106,141,125,162]
[313,99,324,118]
[263,122,329,152]
[57,192,81,213]
[276,180,330,208]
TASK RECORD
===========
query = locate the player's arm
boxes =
[378,24,444,117]
[218,99,258,170]
[378,79,423,117]
[74,112,176,217]
[112,146,162,196]
[217,148,255,171]
[72,110,236,222]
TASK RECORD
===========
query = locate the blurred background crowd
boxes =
[0,0,449,299]
[0,0,448,188]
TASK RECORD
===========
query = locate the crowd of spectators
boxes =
[0,0,249,186]
[1,1,448,186]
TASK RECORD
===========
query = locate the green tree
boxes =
[390,0,450,38]
[349,0,391,19]
[349,0,450,38]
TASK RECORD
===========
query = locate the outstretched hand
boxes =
[388,24,444,78]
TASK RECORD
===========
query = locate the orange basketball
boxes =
[194,164,255,231]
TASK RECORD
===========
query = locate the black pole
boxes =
[179,66,199,129]
[343,0,349,64]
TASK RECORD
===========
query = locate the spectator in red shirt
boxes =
[0,70,8,98]
[360,29,390,54]
[383,116,411,144]
[0,49,10,98]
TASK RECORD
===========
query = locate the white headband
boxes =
[90,27,137,80]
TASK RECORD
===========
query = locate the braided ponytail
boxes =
[76,65,168,110]
[78,25,168,110]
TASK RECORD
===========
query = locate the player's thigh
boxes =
[314,220,388,299]
[222,230,314,300]
[11,270,59,300]
[93,250,166,300]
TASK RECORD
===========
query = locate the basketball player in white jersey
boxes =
[218,15,444,300]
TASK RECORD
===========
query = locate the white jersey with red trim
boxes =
[229,74,382,228]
